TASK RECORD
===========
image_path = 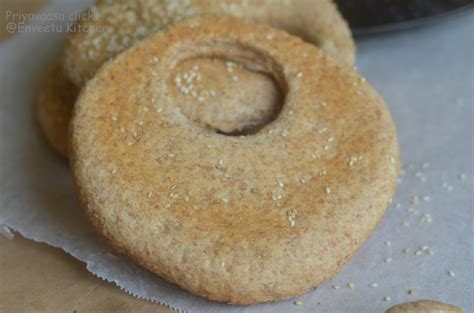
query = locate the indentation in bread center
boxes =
[166,43,286,135]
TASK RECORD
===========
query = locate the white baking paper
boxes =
[0,1,472,312]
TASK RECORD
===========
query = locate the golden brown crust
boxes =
[70,16,398,304]
[386,300,464,313]
[36,65,78,157]
[63,0,355,87]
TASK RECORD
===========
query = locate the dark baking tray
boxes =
[335,0,474,35]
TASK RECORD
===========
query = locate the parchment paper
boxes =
[1,1,472,312]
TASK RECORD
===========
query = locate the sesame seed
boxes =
[169,192,178,199]
[111,115,117,121]
[448,270,455,277]
[287,209,297,227]
[384,296,391,302]
[147,192,153,198]
[390,156,396,164]
[420,213,432,223]
[328,137,334,142]
[442,182,453,191]
[278,180,284,188]
[266,33,274,40]
[300,178,306,184]
[281,130,288,137]
[348,156,361,167]
[156,107,163,113]
[318,127,328,134]
[294,300,303,306]
[296,72,303,78]
[415,250,422,256]
[232,75,239,81]
[325,187,331,194]
[222,197,229,203]
[324,145,329,151]
[369,283,378,288]
[272,194,283,201]
[152,56,159,63]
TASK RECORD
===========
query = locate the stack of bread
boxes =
[37,0,399,305]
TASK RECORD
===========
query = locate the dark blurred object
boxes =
[335,0,474,34]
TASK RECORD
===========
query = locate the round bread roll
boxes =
[386,300,463,313]
[64,0,355,86]
[70,16,398,304]
[36,65,78,157]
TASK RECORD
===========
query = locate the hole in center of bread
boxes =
[169,57,284,136]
